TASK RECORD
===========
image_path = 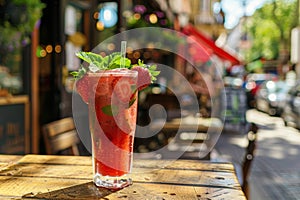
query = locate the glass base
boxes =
[94,173,132,190]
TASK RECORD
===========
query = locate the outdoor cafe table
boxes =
[0,154,246,199]
[149,116,223,160]
[150,116,223,133]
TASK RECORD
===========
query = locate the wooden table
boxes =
[0,154,246,199]
[150,116,223,133]
[149,116,223,160]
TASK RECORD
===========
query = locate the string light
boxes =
[126,46,133,54]
[149,14,158,24]
[93,12,99,20]
[133,13,141,20]
[133,51,141,59]
[107,43,115,51]
[36,44,63,58]
[40,50,46,57]
[143,51,151,59]
[96,21,104,31]
[55,45,61,53]
[45,45,53,53]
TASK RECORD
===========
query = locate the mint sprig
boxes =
[75,51,131,72]
[72,51,160,114]
[71,51,160,82]
[70,67,86,79]
[101,104,119,116]
[135,59,160,82]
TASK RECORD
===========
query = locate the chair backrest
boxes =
[42,117,80,155]
[242,122,259,198]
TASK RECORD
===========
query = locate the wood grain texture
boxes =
[0,154,246,199]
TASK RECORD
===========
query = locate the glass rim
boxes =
[87,69,138,76]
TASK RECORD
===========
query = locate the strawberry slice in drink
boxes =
[115,105,135,134]
[75,75,89,103]
[132,66,152,91]
[95,76,111,96]
[113,77,136,104]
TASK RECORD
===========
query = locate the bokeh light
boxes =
[149,14,158,24]
[98,3,118,28]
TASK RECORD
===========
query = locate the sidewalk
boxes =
[213,109,300,200]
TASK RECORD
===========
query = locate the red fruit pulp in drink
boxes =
[87,70,137,177]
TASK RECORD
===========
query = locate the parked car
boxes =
[281,81,300,130]
[255,80,290,116]
[244,73,278,108]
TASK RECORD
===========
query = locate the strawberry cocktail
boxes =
[89,70,137,188]
[72,51,159,189]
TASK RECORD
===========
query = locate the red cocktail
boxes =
[72,50,159,189]
[88,69,138,189]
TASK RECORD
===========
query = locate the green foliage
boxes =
[0,0,45,64]
[75,51,131,73]
[0,0,45,44]
[135,59,160,82]
[72,51,160,82]
[11,0,45,36]
[244,0,297,62]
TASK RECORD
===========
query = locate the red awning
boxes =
[182,24,240,66]
[186,35,212,63]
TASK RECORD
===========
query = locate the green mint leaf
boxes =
[75,51,103,64]
[70,67,86,79]
[87,52,104,63]
[101,105,119,116]
[148,64,160,82]
[131,85,137,91]
[104,52,120,67]
[75,52,92,63]
[129,97,136,107]
[151,71,160,76]
[138,59,144,66]
[110,58,131,69]
[128,88,137,107]
[78,67,87,77]
[72,51,160,84]
[149,65,157,71]
[70,71,79,77]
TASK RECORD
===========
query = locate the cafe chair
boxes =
[42,117,80,155]
[241,122,259,199]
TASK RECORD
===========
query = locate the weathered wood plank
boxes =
[136,171,240,189]
[17,155,235,173]
[19,155,234,172]
[21,181,246,200]
[0,155,246,199]
[0,157,239,189]
[0,154,22,163]
[17,154,91,165]
[0,163,239,188]
[0,155,22,174]
[0,176,88,198]
[0,163,93,179]
[133,158,235,172]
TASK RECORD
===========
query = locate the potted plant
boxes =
[0,0,45,94]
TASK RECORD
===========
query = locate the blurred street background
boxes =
[215,109,300,200]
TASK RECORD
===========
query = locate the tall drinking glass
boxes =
[88,69,138,189]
